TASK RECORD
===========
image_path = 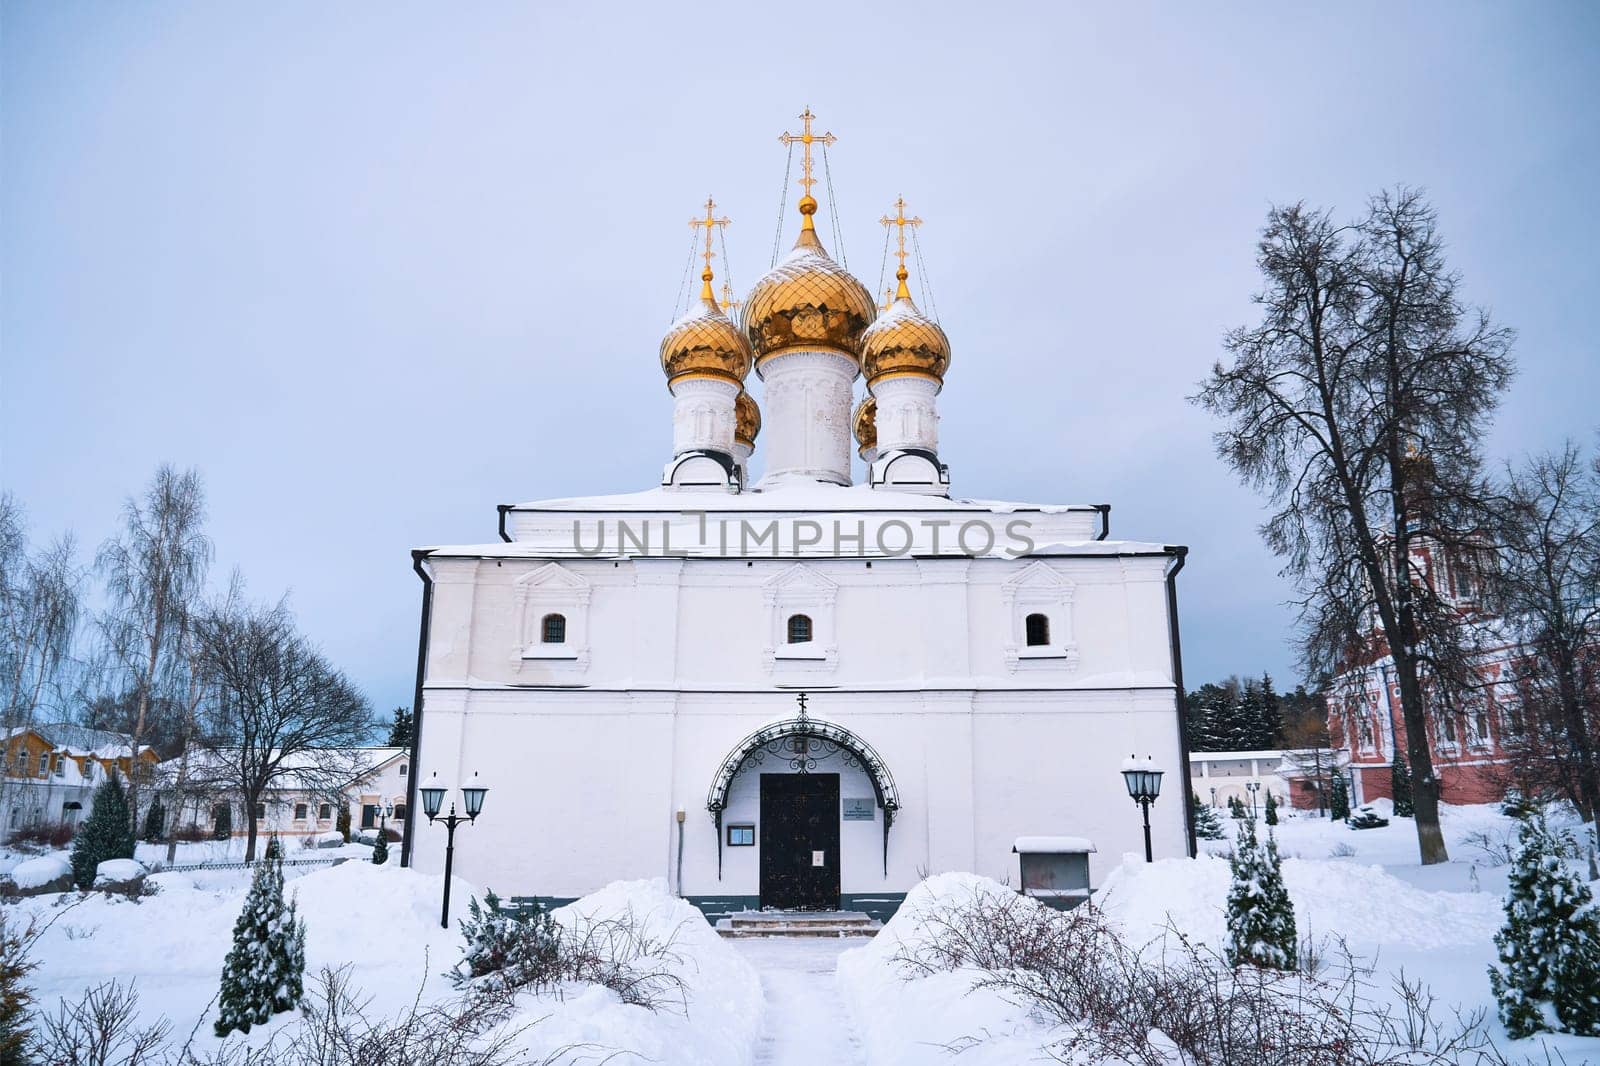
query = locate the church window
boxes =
[1024,613,1050,646]
[318,803,332,820]
[394,803,407,822]
[541,613,567,644]
[254,802,266,819]
[1474,707,1490,742]
[399,763,408,777]
[787,614,813,644]
[294,803,308,821]
[727,824,755,847]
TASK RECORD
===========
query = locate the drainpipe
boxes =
[400,550,434,869]
[675,808,686,897]
[496,505,512,544]
[1095,504,1111,541]
[1163,546,1197,858]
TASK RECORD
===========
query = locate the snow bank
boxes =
[1095,852,1502,953]
[94,859,146,884]
[837,873,1060,1066]
[11,854,71,889]
[506,878,760,1066]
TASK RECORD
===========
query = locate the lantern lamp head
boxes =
[419,772,447,822]
[461,771,489,821]
[1120,755,1164,803]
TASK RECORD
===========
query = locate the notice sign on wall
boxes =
[812,851,825,867]
[842,798,875,821]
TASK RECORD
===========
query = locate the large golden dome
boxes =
[744,202,876,370]
[860,268,950,388]
[660,269,754,386]
[735,388,761,447]
[853,394,876,458]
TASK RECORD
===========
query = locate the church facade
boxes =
[402,112,1193,918]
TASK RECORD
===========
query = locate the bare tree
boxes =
[1194,189,1515,864]
[192,597,372,861]
[1484,441,1600,822]
[0,494,83,825]
[95,466,212,835]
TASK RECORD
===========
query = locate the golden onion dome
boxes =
[744,198,877,370]
[860,267,951,388]
[735,388,761,448]
[660,267,754,386]
[853,394,876,458]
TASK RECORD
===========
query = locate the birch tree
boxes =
[95,466,211,835]
[1195,189,1514,864]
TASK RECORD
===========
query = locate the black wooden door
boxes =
[759,773,840,911]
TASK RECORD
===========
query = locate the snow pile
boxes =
[94,858,146,885]
[510,878,761,1066]
[1096,853,1502,953]
[10,854,71,889]
[837,873,1059,1066]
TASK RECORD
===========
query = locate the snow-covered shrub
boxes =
[1390,755,1414,817]
[1192,793,1225,840]
[31,980,170,1065]
[214,841,307,1037]
[451,889,561,993]
[1264,790,1279,826]
[70,772,136,889]
[1328,774,1350,820]
[888,877,1513,1066]
[1346,805,1389,830]
[370,831,388,865]
[1489,813,1600,1037]
[0,912,37,1066]
[451,889,689,1012]
[1224,816,1296,970]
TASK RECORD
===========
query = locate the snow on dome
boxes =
[11,855,71,889]
[1012,835,1095,854]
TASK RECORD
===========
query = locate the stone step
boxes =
[715,909,882,938]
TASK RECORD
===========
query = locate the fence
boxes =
[148,856,350,875]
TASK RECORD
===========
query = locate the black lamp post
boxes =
[1121,755,1165,863]
[1245,780,1261,819]
[420,770,489,929]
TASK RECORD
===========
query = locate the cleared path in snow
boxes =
[735,937,870,1066]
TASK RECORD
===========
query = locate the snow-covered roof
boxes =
[1187,749,1285,761]
[507,483,1101,515]
[1012,835,1096,854]
[4,722,154,760]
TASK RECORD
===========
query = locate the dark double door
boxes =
[759,773,840,911]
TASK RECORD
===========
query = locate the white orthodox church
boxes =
[403,112,1193,919]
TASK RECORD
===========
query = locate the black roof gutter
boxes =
[399,549,434,868]
[1095,504,1111,541]
[1164,545,1197,858]
[497,505,512,544]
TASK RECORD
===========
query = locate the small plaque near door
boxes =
[842,798,875,821]
[812,850,825,867]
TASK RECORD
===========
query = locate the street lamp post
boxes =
[1120,755,1165,863]
[1209,786,1217,808]
[1245,780,1261,819]
[419,771,489,929]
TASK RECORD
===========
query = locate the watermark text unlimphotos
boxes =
[569,512,1036,558]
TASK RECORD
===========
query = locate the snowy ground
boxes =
[5,804,1598,1063]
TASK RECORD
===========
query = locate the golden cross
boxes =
[879,195,922,299]
[778,107,836,215]
[880,285,895,312]
[720,281,742,317]
[689,195,731,302]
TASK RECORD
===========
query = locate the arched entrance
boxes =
[706,700,899,910]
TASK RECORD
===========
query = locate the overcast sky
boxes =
[4,2,1597,716]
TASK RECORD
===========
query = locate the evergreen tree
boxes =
[371,830,389,865]
[142,796,165,842]
[1391,754,1414,817]
[335,805,350,842]
[1329,774,1350,821]
[1224,817,1297,970]
[1265,790,1279,826]
[1235,680,1265,750]
[70,773,137,889]
[387,707,413,748]
[0,914,36,1066]
[1490,815,1600,1037]
[1192,793,1226,841]
[1258,673,1284,747]
[214,839,306,1037]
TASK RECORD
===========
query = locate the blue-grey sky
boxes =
[4,2,1597,714]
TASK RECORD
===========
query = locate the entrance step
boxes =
[716,909,881,939]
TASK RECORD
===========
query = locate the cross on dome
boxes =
[689,195,732,303]
[778,107,836,233]
[880,195,923,300]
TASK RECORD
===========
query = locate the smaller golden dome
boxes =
[660,268,754,386]
[860,267,950,388]
[735,389,761,448]
[853,395,876,458]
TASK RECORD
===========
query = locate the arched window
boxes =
[1025,613,1050,646]
[786,614,813,644]
[541,613,567,644]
